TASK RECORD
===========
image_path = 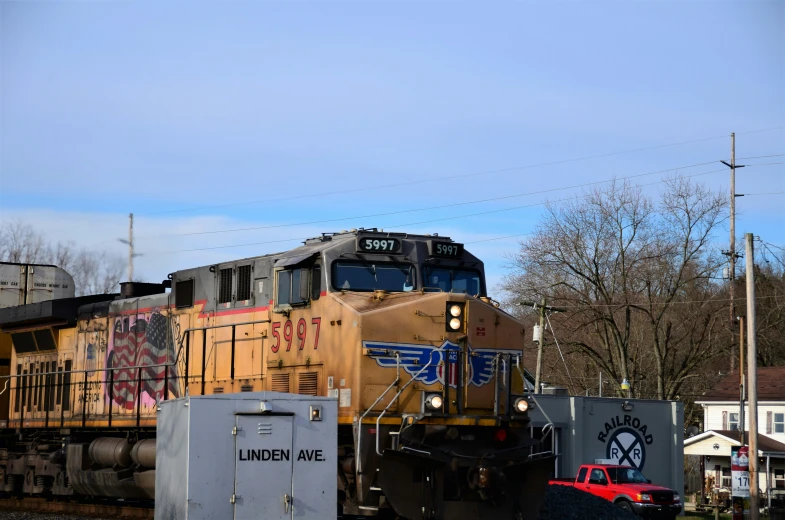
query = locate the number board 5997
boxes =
[428,241,464,258]
[356,237,402,253]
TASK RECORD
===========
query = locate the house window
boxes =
[775,413,784,434]
[722,467,731,488]
[728,413,740,431]
[775,469,784,489]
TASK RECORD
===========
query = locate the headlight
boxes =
[638,493,651,502]
[673,493,680,502]
[425,394,443,411]
[445,302,465,331]
[514,397,529,413]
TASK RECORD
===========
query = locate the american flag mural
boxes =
[437,349,460,388]
[105,311,180,410]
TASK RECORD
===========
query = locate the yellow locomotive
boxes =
[0,230,553,519]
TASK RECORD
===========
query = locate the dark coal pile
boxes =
[0,513,113,520]
[539,485,640,520]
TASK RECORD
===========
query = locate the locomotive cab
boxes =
[275,230,555,520]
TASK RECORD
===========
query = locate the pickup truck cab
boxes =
[550,464,682,518]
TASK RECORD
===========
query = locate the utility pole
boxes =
[739,316,745,446]
[118,213,140,282]
[535,297,546,394]
[519,298,566,394]
[745,233,759,519]
[721,133,745,371]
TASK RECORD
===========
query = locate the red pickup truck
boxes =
[550,464,682,518]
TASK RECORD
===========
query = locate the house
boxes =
[684,367,785,508]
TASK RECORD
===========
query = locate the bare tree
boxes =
[741,262,785,367]
[0,220,124,296]
[501,178,729,400]
[0,220,49,263]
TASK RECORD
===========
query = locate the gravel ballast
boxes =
[539,484,641,520]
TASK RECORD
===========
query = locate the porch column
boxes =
[767,455,771,512]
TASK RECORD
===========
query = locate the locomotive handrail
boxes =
[180,319,270,332]
[0,362,176,379]
[4,362,183,430]
[374,344,451,457]
[514,355,556,456]
[178,319,270,394]
[356,352,400,474]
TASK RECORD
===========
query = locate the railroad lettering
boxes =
[297,449,325,462]
[238,449,291,461]
[596,414,654,445]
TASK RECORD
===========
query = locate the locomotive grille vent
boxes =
[298,372,318,396]
[240,384,253,392]
[213,387,224,394]
[236,265,252,301]
[271,373,290,393]
[219,268,233,304]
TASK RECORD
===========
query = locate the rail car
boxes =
[0,229,555,520]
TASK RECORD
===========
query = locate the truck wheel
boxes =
[617,500,634,513]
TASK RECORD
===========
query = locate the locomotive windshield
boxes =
[423,266,483,295]
[332,261,415,292]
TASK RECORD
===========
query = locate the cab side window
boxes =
[311,264,321,301]
[577,467,588,483]
[589,469,607,485]
[276,267,310,307]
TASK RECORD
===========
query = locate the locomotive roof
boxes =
[176,228,459,272]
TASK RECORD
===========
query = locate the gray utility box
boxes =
[155,392,337,520]
[528,395,684,495]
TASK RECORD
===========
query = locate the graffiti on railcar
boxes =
[105,311,180,409]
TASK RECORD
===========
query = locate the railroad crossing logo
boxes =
[606,427,646,470]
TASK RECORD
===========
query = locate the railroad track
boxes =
[0,497,154,519]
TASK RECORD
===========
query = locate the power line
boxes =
[742,191,785,196]
[139,160,725,239]
[518,295,781,309]
[760,242,785,270]
[465,233,535,244]
[141,132,775,217]
[735,126,784,135]
[382,167,724,229]
[143,167,728,255]
[738,153,785,160]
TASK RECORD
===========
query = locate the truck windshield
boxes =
[423,267,483,295]
[332,261,415,292]
[607,467,648,484]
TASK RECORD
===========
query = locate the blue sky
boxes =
[1,1,783,290]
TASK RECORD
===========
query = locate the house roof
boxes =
[685,430,785,454]
[697,367,785,402]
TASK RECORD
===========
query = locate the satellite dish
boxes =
[686,425,701,438]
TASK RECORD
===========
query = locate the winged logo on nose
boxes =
[363,340,524,388]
